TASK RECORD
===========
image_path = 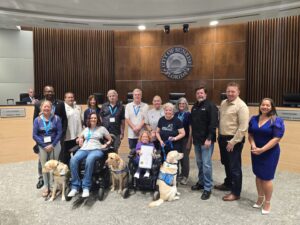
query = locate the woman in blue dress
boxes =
[248,98,285,215]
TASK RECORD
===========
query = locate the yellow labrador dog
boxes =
[105,153,128,194]
[149,150,183,207]
[43,160,70,201]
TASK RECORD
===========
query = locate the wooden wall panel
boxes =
[214,43,246,78]
[115,47,141,80]
[115,24,247,104]
[247,16,300,105]
[33,28,114,104]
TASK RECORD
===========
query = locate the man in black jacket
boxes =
[33,85,67,189]
[190,87,218,200]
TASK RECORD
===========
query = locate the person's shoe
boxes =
[180,177,188,185]
[222,193,240,201]
[214,183,231,191]
[201,190,211,200]
[82,189,90,198]
[144,171,150,178]
[191,182,204,191]
[36,179,44,189]
[253,196,265,208]
[67,189,78,197]
[134,172,140,179]
[261,201,271,215]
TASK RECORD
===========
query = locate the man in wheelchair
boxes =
[68,112,112,198]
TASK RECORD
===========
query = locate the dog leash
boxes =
[161,140,174,161]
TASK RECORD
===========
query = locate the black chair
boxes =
[127,92,133,103]
[220,93,227,101]
[283,93,300,107]
[169,93,186,104]
[93,93,104,104]
[20,93,29,102]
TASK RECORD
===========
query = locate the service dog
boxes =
[43,160,70,201]
[105,153,128,194]
[149,150,183,207]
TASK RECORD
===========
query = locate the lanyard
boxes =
[177,112,185,122]
[86,128,95,142]
[41,115,52,135]
[51,105,56,114]
[109,105,118,116]
[89,108,96,114]
[133,105,140,116]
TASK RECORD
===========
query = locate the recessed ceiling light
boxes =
[209,20,219,26]
[138,25,146,31]
[16,25,21,30]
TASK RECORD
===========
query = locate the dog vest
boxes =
[158,162,177,186]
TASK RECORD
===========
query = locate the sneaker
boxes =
[67,189,78,197]
[144,171,150,178]
[180,177,188,185]
[201,190,211,200]
[134,172,140,179]
[82,189,90,198]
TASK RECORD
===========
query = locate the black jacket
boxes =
[33,99,68,140]
[190,99,218,145]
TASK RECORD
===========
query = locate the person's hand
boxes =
[78,138,84,147]
[168,136,176,141]
[133,126,140,134]
[251,144,257,150]
[204,139,211,149]
[251,147,265,155]
[137,150,141,155]
[159,140,165,147]
[226,142,234,152]
[44,145,54,152]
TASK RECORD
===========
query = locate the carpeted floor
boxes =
[0,157,299,225]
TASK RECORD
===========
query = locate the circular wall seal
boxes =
[160,47,193,80]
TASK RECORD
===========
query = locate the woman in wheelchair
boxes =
[132,131,156,179]
[68,112,112,198]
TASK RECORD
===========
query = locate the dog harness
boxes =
[158,162,177,186]
[111,166,129,174]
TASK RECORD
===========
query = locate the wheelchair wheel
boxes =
[153,191,160,201]
[121,188,130,199]
[65,187,72,201]
[98,188,105,201]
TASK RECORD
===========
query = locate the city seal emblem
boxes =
[160,47,193,80]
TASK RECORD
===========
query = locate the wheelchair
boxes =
[126,150,161,200]
[65,134,116,201]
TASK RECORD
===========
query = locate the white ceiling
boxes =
[0,0,300,30]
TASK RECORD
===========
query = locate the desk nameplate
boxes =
[0,108,26,118]
[277,110,300,121]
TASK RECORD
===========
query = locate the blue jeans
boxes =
[70,149,104,190]
[194,143,214,191]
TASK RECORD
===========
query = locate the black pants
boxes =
[218,135,244,196]
[179,137,191,178]
[61,139,77,165]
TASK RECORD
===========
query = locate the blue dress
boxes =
[248,115,285,180]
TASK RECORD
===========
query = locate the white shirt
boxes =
[145,107,165,130]
[125,102,149,139]
[64,103,82,141]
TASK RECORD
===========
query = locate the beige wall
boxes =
[0,105,299,173]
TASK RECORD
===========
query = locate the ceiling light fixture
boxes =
[164,25,170,34]
[209,20,219,26]
[138,25,146,31]
[183,24,189,33]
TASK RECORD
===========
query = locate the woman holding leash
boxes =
[156,103,185,161]
[68,112,112,198]
[33,100,62,198]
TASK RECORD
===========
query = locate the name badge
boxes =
[44,136,51,143]
[109,117,116,123]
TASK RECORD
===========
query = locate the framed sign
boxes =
[0,108,26,118]
[160,46,193,80]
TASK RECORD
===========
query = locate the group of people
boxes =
[31,82,285,215]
